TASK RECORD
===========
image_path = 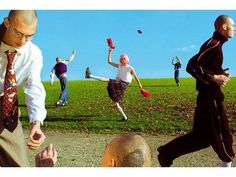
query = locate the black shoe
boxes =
[120,116,128,121]
[85,67,91,78]
[157,146,172,167]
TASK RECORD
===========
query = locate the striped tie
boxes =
[2,50,18,132]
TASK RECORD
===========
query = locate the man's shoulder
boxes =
[27,42,42,53]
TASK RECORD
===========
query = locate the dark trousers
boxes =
[159,92,234,165]
[174,70,179,85]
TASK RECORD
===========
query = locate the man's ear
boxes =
[222,24,227,31]
[109,159,117,167]
[3,17,9,28]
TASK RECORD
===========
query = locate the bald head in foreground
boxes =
[35,133,152,167]
[101,133,152,167]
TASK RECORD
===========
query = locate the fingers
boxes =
[47,144,54,158]
[30,129,46,143]
[35,144,57,167]
[222,75,230,87]
[28,130,46,150]
[27,142,40,150]
[214,74,230,86]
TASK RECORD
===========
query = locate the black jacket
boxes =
[186,32,228,101]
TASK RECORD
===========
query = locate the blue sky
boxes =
[1,10,236,81]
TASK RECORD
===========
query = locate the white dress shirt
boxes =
[0,41,47,124]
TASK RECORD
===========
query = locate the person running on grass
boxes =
[85,48,143,121]
[157,15,235,167]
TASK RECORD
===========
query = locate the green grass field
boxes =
[18,77,236,135]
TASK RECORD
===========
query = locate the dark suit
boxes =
[158,32,234,166]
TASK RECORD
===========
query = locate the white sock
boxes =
[90,74,109,82]
[221,161,232,167]
[116,104,128,120]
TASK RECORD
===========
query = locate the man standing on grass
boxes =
[50,50,76,106]
[172,56,181,86]
[157,15,235,167]
[0,10,46,166]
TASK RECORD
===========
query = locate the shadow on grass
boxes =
[19,104,123,122]
[20,114,119,122]
[129,84,176,88]
[19,104,58,109]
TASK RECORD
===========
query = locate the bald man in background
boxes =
[0,10,46,166]
[157,15,235,167]
[35,133,152,167]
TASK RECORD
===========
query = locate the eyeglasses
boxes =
[12,28,35,41]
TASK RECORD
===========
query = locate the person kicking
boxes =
[85,48,143,121]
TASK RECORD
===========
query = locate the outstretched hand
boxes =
[35,144,57,167]
[72,50,77,55]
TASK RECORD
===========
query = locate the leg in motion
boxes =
[115,102,128,121]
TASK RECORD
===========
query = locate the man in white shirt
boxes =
[0,10,46,166]
[50,50,76,106]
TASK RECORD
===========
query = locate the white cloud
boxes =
[174,44,197,52]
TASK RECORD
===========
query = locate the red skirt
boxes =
[107,79,129,103]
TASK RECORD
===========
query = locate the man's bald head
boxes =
[8,10,38,26]
[101,133,152,167]
[214,15,235,38]
[3,10,38,48]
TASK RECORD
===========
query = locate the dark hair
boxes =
[121,149,144,167]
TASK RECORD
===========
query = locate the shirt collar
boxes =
[213,31,228,44]
[0,41,28,55]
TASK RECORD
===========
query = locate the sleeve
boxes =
[64,52,75,64]
[50,67,55,83]
[186,47,216,85]
[22,47,47,124]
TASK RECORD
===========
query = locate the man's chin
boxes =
[14,43,25,48]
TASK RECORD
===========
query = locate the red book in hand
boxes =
[107,38,115,49]
[140,88,150,97]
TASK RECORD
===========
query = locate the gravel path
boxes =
[25,130,236,167]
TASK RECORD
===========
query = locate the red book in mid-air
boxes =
[107,38,115,49]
